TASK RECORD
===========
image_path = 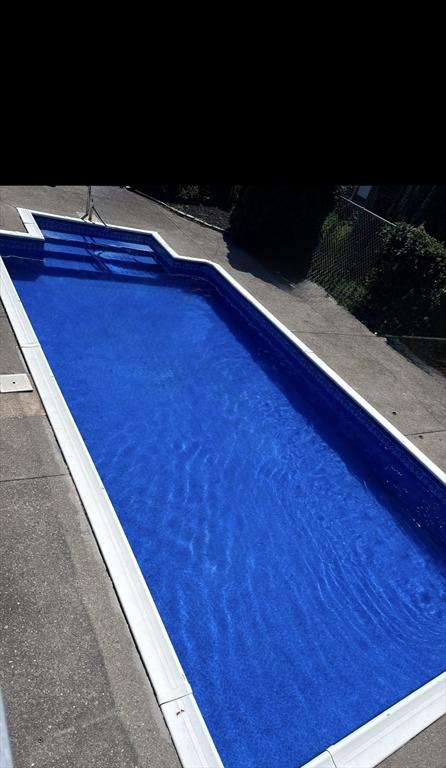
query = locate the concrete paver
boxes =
[0,389,45,419]
[0,473,180,768]
[0,416,68,483]
[0,316,27,374]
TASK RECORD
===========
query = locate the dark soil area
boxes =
[130,186,232,230]
[169,201,230,230]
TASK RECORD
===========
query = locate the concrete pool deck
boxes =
[0,186,445,767]
[0,307,181,764]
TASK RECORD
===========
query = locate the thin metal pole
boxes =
[89,187,94,221]
[341,196,395,226]
[81,185,107,226]
[82,186,93,221]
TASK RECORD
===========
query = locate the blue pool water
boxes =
[2,218,446,768]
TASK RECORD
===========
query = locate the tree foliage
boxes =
[358,222,446,335]
[228,185,335,277]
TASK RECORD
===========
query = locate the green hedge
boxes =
[228,185,335,277]
[358,222,446,336]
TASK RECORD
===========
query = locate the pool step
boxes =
[0,234,159,268]
[3,249,164,281]
[41,240,159,265]
[40,228,157,256]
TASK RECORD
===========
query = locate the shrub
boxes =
[320,209,353,243]
[329,279,369,314]
[228,185,335,277]
[177,185,201,201]
[358,222,446,336]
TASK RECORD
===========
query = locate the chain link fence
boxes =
[307,197,446,376]
[308,197,394,311]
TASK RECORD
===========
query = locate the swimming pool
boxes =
[1,210,445,768]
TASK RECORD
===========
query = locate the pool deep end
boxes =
[1,214,446,768]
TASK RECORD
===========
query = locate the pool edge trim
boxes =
[1,207,445,768]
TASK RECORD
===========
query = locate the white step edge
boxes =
[1,207,446,768]
[0,207,44,239]
[162,694,224,768]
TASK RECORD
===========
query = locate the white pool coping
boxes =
[0,207,445,768]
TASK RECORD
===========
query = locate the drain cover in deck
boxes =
[0,374,33,393]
